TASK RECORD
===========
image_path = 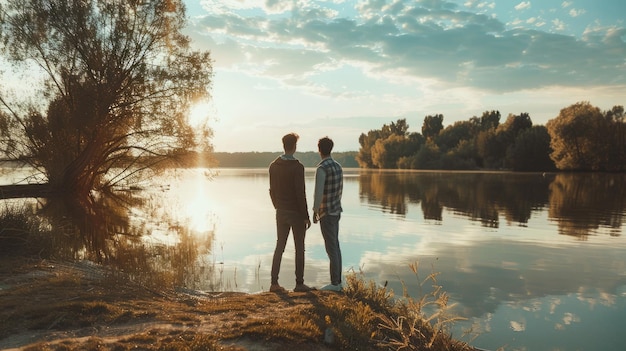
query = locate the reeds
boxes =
[340,262,475,351]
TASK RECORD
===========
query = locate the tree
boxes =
[357,119,409,168]
[389,118,409,136]
[476,129,503,168]
[471,110,500,131]
[506,126,555,171]
[435,120,474,152]
[357,130,381,168]
[0,0,213,201]
[602,105,626,171]
[422,114,444,140]
[546,102,608,171]
[370,133,422,169]
[498,113,532,137]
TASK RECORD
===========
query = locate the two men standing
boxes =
[268,133,343,293]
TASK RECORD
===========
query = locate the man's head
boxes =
[282,133,299,154]
[318,136,334,157]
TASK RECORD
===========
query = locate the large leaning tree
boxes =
[0,0,213,202]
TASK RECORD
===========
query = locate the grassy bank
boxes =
[0,256,482,351]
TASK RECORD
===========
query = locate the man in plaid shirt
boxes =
[312,136,344,291]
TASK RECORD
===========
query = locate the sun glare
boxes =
[188,101,212,127]
[181,171,216,234]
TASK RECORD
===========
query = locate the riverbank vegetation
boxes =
[357,102,624,172]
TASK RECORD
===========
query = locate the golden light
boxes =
[180,170,216,234]
[187,101,212,127]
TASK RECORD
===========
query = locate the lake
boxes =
[2,167,626,351]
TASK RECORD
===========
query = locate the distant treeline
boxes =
[357,101,625,172]
[207,151,359,168]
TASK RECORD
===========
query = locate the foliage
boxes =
[357,118,420,168]
[0,0,213,199]
[435,120,474,152]
[358,102,623,172]
[352,116,418,169]
[0,204,55,257]
[506,126,555,171]
[546,101,624,171]
[371,134,417,169]
[421,114,444,140]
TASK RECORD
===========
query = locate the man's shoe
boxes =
[320,283,343,292]
[270,284,287,293]
[294,284,314,292]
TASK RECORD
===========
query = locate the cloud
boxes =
[552,18,566,31]
[514,1,531,11]
[191,0,626,95]
[510,320,526,332]
[568,8,586,17]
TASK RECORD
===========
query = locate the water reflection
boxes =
[359,170,625,237]
[549,173,625,237]
[0,177,217,290]
[353,170,626,350]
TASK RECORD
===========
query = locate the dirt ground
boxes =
[0,258,343,351]
[0,258,483,351]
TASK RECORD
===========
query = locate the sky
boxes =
[183,0,626,152]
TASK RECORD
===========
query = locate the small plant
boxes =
[341,262,474,351]
[0,204,54,258]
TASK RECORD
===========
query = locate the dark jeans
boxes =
[271,209,306,285]
[320,214,342,285]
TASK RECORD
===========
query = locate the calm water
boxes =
[2,167,626,351]
[158,168,626,351]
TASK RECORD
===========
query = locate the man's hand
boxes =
[312,211,319,224]
[305,219,311,229]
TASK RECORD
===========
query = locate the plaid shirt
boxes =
[316,157,343,217]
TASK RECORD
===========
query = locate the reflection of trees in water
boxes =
[549,173,626,238]
[359,171,408,216]
[358,171,626,237]
[359,171,551,226]
[33,191,216,290]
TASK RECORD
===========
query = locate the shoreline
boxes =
[0,258,480,351]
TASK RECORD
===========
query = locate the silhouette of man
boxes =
[268,133,312,293]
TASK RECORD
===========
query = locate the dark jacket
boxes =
[269,156,309,220]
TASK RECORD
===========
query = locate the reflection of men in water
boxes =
[268,133,312,293]
[313,136,344,291]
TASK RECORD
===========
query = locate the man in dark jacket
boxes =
[269,133,312,293]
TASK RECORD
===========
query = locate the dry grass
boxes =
[0,257,481,351]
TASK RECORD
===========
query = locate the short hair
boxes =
[282,133,299,151]
[318,136,334,156]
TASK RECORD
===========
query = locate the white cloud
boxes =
[514,1,531,11]
[552,18,566,31]
[561,1,572,8]
[568,8,586,17]
[562,312,580,325]
[510,320,526,332]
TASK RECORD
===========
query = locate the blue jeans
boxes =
[320,214,342,285]
[271,209,306,285]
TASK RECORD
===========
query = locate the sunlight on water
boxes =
[173,169,216,234]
